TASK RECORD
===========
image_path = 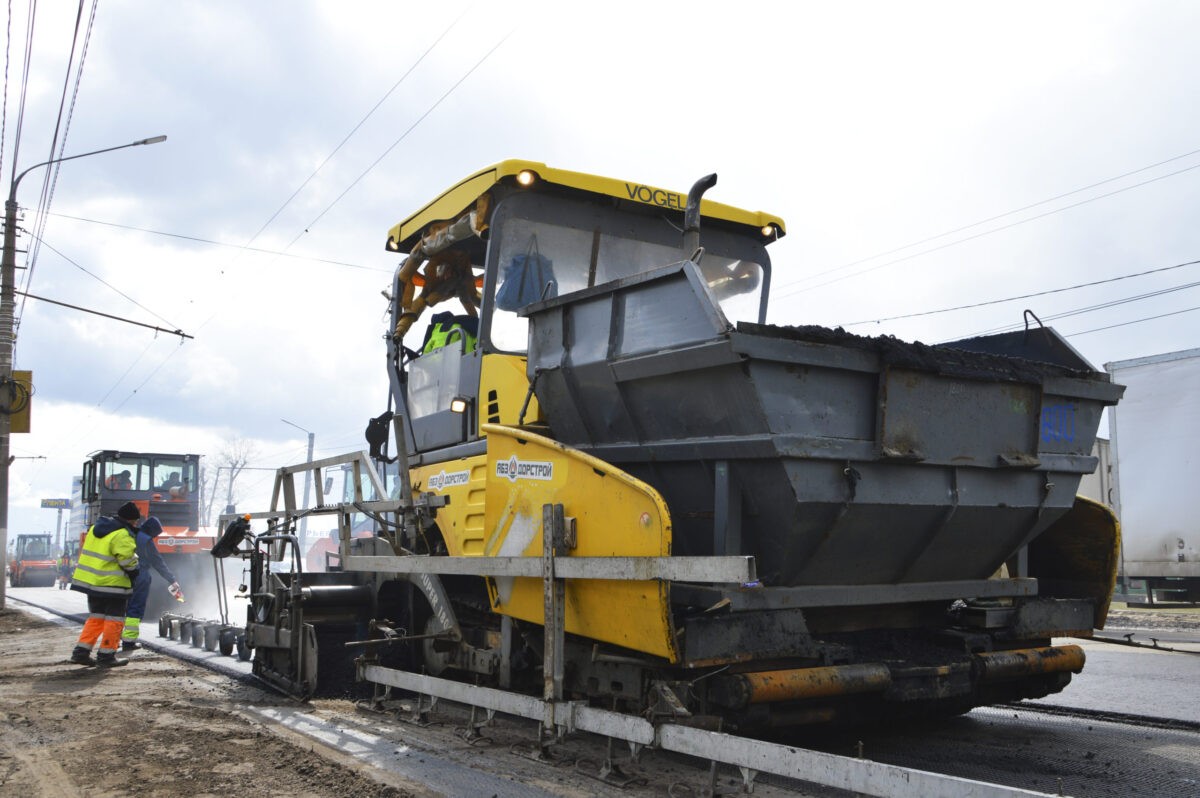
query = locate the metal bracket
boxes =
[456,697,496,746]
[399,690,439,727]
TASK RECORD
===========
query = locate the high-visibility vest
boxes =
[71,523,139,595]
[422,317,477,354]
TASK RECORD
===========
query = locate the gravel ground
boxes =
[4,597,1193,798]
[1104,604,1200,631]
[0,606,424,797]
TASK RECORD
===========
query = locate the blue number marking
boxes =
[1040,404,1076,443]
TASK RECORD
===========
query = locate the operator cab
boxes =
[384,160,784,459]
[81,450,202,530]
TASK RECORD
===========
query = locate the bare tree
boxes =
[213,438,258,523]
[198,462,215,529]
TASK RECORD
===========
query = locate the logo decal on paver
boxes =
[495,455,554,482]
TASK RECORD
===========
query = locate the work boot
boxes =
[95,653,128,668]
[121,640,142,652]
[69,647,96,667]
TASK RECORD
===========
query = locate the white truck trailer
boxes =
[1106,348,1200,603]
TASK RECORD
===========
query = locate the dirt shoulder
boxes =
[0,606,420,797]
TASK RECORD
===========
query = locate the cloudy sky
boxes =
[3,1,1197,539]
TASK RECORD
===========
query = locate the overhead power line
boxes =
[792,146,1200,288]
[76,8,479,427]
[286,29,513,249]
[106,341,188,414]
[18,0,99,327]
[93,335,156,408]
[841,257,1200,327]
[1,0,14,181]
[962,278,1200,337]
[8,0,36,184]
[1069,305,1200,337]
[34,235,184,327]
[243,8,468,248]
[775,151,1200,299]
[44,211,390,272]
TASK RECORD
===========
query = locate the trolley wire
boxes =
[840,257,1200,327]
[1067,305,1200,338]
[43,211,390,272]
[67,12,481,418]
[949,278,1200,339]
[243,7,469,249]
[775,154,1200,299]
[283,28,513,250]
[792,146,1200,287]
[32,228,183,329]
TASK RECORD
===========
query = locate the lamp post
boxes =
[280,418,315,554]
[0,134,166,610]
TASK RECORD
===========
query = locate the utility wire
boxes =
[243,7,468,248]
[106,341,187,414]
[72,14,483,426]
[791,146,1200,288]
[44,211,391,272]
[776,158,1200,298]
[34,235,183,328]
[178,16,486,343]
[942,279,1200,341]
[49,334,183,464]
[1,0,13,181]
[24,0,86,282]
[8,0,35,185]
[18,0,97,327]
[1067,305,1200,337]
[93,335,154,407]
[285,29,513,249]
[841,258,1200,327]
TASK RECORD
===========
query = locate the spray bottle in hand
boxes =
[168,581,186,603]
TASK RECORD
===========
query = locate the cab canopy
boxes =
[386,159,785,256]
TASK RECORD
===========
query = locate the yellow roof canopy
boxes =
[386,159,786,254]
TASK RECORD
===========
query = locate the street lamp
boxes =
[280,418,315,553]
[0,134,166,610]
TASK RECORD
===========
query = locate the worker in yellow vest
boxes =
[68,502,141,668]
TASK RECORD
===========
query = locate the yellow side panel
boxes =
[478,354,541,427]
[1028,496,1122,630]
[481,424,678,663]
[411,455,489,556]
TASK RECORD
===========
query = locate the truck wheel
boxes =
[235,636,252,661]
[219,629,235,657]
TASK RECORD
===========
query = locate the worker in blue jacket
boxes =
[121,516,182,651]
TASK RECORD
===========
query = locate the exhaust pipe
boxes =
[683,173,717,259]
